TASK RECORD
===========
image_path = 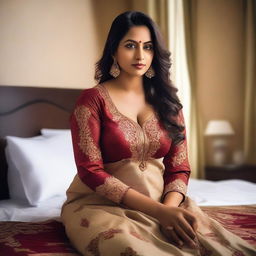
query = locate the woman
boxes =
[61,11,255,256]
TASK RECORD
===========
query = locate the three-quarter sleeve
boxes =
[162,110,191,202]
[70,90,130,204]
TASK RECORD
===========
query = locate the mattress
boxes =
[0,179,256,222]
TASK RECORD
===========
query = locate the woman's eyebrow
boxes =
[123,39,152,44]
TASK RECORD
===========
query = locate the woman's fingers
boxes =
[159,206,199,249]
[165,226,183,247]
[179,216,197,240]
[174,224,197,249]
[185,212,198,231]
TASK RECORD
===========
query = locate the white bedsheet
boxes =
[0,179,255,222]
[187,179,256,206]
[0,195,66,222]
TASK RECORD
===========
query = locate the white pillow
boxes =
[41,128,70,137]
[6,133,76,206]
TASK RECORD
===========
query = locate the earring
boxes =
[145,66,155,78]
[109,58,120,78]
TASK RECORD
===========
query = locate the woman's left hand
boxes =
[158,206,198,249]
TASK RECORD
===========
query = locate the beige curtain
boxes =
[130,0,168,44]
[181,0,204,178]
[167,0,191,139]
[244,0,256,164]
[167,0,204,179]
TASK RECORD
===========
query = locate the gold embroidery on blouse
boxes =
[95,176,129,203]
[143,116,162,159]
[118,119,142,160]
[74,105,102,162]
[172,143,187,167]
[164,179,187,196]
[96,85,164,172]
[96,85,141,160]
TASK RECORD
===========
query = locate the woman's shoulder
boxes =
[76,85,105,105]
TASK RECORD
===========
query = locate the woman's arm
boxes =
[71,89,130,204]
[163,191,184,207]
[162,110,190,205]
[122,188,197,249]
[155,110,197,247]
[122,188,162,219]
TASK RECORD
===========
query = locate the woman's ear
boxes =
[112,50,118,58]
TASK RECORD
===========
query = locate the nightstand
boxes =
[205,165,256,183]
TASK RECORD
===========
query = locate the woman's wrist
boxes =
[154,203,169,221]
[163,191,184,207]
[122,188,165,220]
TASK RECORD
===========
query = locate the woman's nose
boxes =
[136,46,144,60]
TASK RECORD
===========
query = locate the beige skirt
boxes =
[61,159,256,256]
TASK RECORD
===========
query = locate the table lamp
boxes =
[205,120,235,166]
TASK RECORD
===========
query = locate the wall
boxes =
[195,0,246,164]
[0,0,129,88]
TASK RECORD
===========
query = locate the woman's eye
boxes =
[124,43,153,51]
[144,44,153,51]
[125,43,136,49]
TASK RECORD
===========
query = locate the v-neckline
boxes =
[100,84,155,129]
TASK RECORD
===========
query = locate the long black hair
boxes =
[95,11,185,145]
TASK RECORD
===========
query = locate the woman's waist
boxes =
[65,158,165,205]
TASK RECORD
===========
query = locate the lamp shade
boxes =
[205,120,235,136]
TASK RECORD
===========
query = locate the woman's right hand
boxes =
[122,188,198,248]
[156,205,198,249]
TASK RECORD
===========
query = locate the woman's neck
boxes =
[112,73,144,94]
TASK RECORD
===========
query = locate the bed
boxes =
[0,85,255,256]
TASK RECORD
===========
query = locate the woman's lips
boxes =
[132,64,146,69]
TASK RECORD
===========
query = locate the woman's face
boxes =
[115,25,154,77]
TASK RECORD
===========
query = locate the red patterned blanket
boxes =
[0,205,255,255]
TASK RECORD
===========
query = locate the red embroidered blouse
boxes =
[70,85,191,204]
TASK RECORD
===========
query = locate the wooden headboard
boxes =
[0,85,82,200]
